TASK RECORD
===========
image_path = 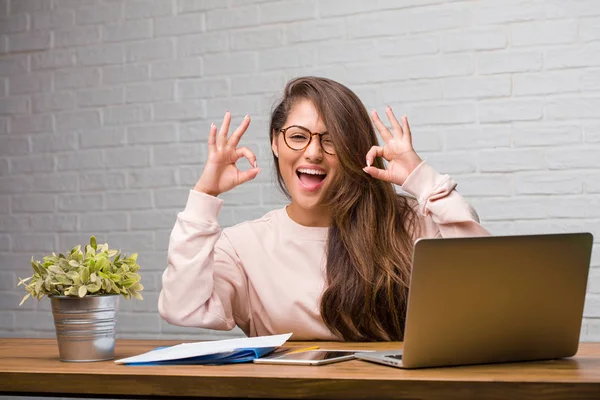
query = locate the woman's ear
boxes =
[271,132,279,158]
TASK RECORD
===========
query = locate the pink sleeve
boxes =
[158,190,251,334]
[401,161,490,238]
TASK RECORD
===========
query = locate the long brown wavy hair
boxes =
[269,77,420,341]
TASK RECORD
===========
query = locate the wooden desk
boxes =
[1,339,600,399]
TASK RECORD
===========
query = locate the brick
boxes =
[103,64,149,85]
[77,87,123,107]
[260,0,315,23]
[32,50,76,70]
[478,100,543,123]
[128,168,176,189]
[118,312,161,333]
[10,114,53,134]
[421,152,477,174]
[125,39,173,63]
[125,0,173,20]
[55,110,101,131]
[478,51,542,75]
[287,19,345,44]
[0,271,17,290]
[546,0,600,18]
[154,188,189,208]
[178,121,211,142]
[81,212,128,232]
[0,176,32,193]
[0,158,7,175]
[76,4,122,25]
[220,183,261,206]
[452,174,512,197]
[546,98,600,120]
[231,27,283,51]
[0,117,6,133]
[130,210,178,230]
[205,96,264,119]
[104,147,150,168]
[445,125,511,150]
[150,59,202,79]
[470,1,545,25]
[13,310,55,331]
[12,194,55,213]
[127,124,176,144]
[155,14,205,36]
[103,20,152,42]
[0,137,29,156]
[104,104,151,126]
[470,197,547,221]
[546,43,600,69]
[0,233,9,251]
[58,193,103,211]
[205,52,258,76]
[411,103,476,125]
[586,173,600,193]
[408,5,469,34]
[478,149,546,172]
[0,312,14,330]
[178,78,229,99]
[178,166,204,185]
[379,36,438,57]
[379,81,441,104]
[441,27,506,53]
[1,292,36,311]
[0,215,30,231]
[80,127,126,149]
[547,148,600,169]
[347,9,408,38]
[11,155,54,174]
[0,14,27,34]
[207,6,259,30]
[10,0,52,14]
[582,70,600,92]
[153,144,206,166]
[258,45,315,71]
[177,32,229,56]
[0,96,28,115]
[514,70,581,96]
[54,26,101,48]
[32,9,74,31]
[547,197,600,219]
[0,55,28,76]
[231,72,286,96]
[177,0,225,13]
[79,171,126,192]
[31,214,78,232]
[442,75,510,100]
[105,191,152,210]
[515,172,583,195]
[32,92,76,113]
[32,172,79,193]
[54,68,100,90]
[318,40,378,66]
[54,0,103,8]
[57,150,104,171]
[0,196,8,213]
[511,20,577,47]
[512,219,598,239]
[584,124,600,143]
[7,31,51,52]
[153,100,206,121]
[0,78,4,96]
[513,124,581,147]
[77,44,124,66]
[580,17,600,42]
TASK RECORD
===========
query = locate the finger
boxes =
[385,106,404,137]
[207,123,217,153]
[365,145,384,167]
[237,168,261,185]
[233,146,258,169]
[228,114,250,148]
[402,115,412,141]
[371,109,393,142]
[363,166,394,183]
[217,111,231,148]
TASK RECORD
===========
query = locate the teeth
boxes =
[297,168,326,175]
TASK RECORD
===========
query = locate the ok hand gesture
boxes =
[363,107,423,186]
[194,112,260,197]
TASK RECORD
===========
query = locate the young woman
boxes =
[159,77,489,341]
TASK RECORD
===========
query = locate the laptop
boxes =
[356,232,593,369]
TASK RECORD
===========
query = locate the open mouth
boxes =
[296,168,327,191]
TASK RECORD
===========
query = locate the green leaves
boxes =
[17,235,144,304]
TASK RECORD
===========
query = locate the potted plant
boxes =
[18,236,143,362]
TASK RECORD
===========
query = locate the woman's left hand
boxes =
[363,107,423,186]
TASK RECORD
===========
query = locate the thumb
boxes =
[237,168,261,185]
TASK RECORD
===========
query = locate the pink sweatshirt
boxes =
[158,162,490,340]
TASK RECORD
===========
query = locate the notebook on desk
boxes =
[356,233,593,369]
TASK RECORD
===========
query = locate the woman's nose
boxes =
[304,135,324,160]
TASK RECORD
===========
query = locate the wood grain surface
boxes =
[1,338,600,399]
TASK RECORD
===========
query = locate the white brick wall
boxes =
[0,0,599,343]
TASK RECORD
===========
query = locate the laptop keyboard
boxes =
[385,354,403,360]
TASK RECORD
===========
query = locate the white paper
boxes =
[114,333,293,364]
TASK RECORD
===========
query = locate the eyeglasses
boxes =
[279,125,335,155]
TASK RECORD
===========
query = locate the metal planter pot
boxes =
[50,294,119,362]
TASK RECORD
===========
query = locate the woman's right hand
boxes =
[193,112,260,197]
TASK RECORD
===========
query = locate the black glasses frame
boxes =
[279,125,335,155]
